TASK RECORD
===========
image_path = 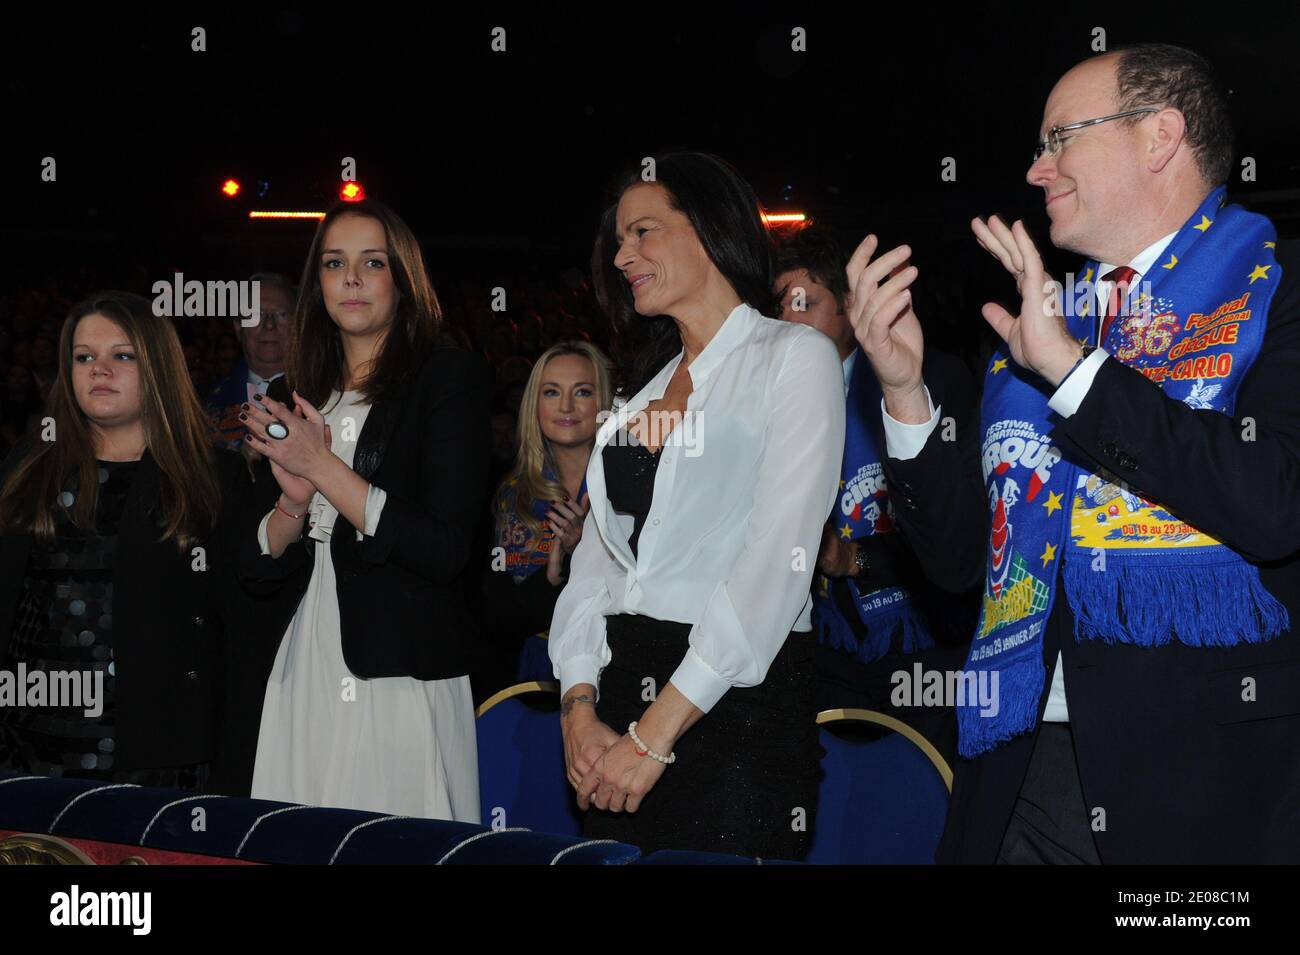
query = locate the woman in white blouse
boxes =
[550,152,846,859]
[238,199,492,820]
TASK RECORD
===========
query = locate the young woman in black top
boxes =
[0,291,251,789]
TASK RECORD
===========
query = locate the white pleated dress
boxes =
[250,390,479,822]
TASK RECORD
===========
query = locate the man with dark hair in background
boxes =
[773,224,977,764]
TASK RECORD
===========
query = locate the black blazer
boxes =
[885,240,1300,863]
[0,446,254,774]
[238,347,494,684]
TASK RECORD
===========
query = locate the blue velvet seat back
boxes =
[476,696,584,837]
[807,728,948,864]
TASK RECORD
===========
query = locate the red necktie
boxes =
[1098,265,1138,345]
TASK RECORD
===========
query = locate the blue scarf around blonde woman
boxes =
[812,347,935,664]
[497,464,588,582]
[957,185,1288,757]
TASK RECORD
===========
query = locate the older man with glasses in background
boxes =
[205,271,295,450]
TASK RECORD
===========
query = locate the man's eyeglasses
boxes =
[1033,106,1160,163]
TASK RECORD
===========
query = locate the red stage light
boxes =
[340,182,365,202]
[221,179,241,198]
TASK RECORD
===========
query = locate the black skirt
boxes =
[583,613,824,861]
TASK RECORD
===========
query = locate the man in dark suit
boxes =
[204,273,294,450]
[848,43,1300,862]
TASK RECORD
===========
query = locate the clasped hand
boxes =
[563,710,668,814]
[243,391,334,504]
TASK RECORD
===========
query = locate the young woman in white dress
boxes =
[239,199,493,820]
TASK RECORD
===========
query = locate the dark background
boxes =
[5,2,1299,358]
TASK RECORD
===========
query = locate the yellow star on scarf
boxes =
[1040,542,1057,567]
[1264,241,1276,249]
[1161,253,1178,270]
[991,358,1008,374]
[1080,299,1090,317]
[840,522,853,540]
[1249,264,1271,284]
[1193,215,1213,232]
[1082,266,1094,283]
[1043,491,1063,515]
[839,479,845,488]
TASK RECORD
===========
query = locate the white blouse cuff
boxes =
[360,484,387,539]
[668,647,732,715]
[257,510,274,556]
[558,656,606,702]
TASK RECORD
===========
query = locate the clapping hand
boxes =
[545,491,590,585]
[846,234,928,423]
[243,392,333,506]
[971,215,1079,387]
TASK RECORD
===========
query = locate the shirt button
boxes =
[652,518,661,526]
[187,670,198,680]
[193,616,204,626]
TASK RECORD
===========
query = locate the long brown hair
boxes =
[0,291,219,549]
[288,199,445,406]
[498,340,613,539]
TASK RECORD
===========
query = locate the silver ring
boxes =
[266,422,289,440]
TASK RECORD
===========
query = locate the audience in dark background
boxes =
[0,229,993,708]
[0,262,614,461]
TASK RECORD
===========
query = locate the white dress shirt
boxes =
[548,302,846,713]
[246,367,286,404]
[879,232,1177,722]
[842,347,858,396]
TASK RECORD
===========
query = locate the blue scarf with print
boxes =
[813,348,935,664]
[496,465,588,582]
[958,186,1288,757]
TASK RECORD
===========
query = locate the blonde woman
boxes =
[477,341,613,696]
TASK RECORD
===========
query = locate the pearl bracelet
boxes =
[628,721,676,764]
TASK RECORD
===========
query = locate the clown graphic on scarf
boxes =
[958,186,1288,757]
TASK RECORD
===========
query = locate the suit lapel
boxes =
[352,396,399,481]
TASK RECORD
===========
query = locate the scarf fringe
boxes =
[957,649,1044,759]
[815,598,936,665]
[1063,558,1289,647]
